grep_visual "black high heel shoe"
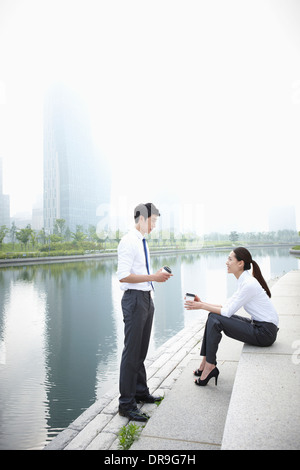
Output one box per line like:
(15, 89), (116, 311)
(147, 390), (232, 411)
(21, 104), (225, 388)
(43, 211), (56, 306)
(193, 362), (217, 377)
(195, 367), (219, 386)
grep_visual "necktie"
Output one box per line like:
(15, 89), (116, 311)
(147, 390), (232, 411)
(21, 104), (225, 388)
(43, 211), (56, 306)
(142, 238), (154, 290)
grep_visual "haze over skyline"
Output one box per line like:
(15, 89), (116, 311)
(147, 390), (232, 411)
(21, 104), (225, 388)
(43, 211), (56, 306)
(0, 0), (300, 234)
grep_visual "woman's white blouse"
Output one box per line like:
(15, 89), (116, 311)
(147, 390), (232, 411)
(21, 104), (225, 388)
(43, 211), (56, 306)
(221, 270), (279, 326)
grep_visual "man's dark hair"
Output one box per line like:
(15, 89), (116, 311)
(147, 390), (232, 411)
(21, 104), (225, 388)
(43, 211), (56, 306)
(134, 203), (160, 223)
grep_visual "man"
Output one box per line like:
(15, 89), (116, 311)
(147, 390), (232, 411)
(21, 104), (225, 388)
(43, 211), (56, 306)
(117, 202), (172, 421)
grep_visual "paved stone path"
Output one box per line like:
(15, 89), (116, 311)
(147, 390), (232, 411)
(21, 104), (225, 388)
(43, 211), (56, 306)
(44, 317), (208, 450)
(45, 270), (300, 450)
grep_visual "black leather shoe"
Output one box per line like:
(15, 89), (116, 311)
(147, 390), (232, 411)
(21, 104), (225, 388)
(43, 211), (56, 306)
(135, 394), (163, 404)
(119, 407), (150, 422)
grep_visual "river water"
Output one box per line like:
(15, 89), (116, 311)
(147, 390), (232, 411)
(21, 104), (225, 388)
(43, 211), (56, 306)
(0, 246), (299, 449)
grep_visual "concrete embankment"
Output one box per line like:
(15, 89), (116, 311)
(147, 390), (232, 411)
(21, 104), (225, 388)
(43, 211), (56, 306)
(1, 243), (297, 268)
(45, 270), (300, 451)
(44, 317), (207, 450)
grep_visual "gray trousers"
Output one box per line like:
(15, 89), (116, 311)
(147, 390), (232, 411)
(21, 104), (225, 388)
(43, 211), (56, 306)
(119, 289), (154, 410)
(200, 313), (279, 364)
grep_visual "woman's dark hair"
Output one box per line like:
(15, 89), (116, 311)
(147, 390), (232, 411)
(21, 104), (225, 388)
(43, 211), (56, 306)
(134, 203), (160, 223)
(233, 247), (271, 298)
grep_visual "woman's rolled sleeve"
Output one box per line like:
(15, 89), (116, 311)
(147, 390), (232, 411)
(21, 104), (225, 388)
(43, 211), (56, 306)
(220, 305), (232, 317)
(221, 283), (257, 318)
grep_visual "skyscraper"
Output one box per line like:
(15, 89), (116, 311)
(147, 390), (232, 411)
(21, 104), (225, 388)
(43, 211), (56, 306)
(0, 158), (10, 228)
(43, 83), (110, 233)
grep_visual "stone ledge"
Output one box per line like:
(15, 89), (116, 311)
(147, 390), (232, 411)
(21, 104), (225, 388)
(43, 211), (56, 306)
(44, 318), (205, 450)
(221, 270), (300, 450)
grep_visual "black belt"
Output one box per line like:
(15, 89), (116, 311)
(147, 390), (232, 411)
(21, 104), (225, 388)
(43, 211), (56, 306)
(126, 289), (152, 294)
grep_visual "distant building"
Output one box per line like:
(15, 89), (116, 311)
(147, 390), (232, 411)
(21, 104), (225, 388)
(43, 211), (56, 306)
(268, 205), (297, 232)
(43, 83), (111, 233)
(10, 212), (31, 229)
(0, 158), (10, 228)
(32, 208), (43, 231)
(31, 194), (43, 231)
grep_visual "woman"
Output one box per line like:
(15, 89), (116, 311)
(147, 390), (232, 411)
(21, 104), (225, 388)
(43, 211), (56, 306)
(184, 247), (279, 386)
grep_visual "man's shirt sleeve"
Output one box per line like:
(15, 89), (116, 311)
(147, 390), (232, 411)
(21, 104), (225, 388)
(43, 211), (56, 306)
(117, 237), (134, 281)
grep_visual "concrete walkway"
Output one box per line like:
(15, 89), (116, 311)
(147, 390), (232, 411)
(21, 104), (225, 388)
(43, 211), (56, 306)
(221, 269), (300, 450)
(44, 270), (300, 451)
(44, 316), (209, 450)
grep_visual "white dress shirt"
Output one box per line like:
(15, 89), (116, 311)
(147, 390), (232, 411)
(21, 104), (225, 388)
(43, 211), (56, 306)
(117, 228), (152, 291)
(221, 270), (279, 326)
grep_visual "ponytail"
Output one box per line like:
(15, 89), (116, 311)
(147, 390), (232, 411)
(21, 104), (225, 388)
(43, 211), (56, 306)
(251, 259), (271, 298)
(233, 247), (271, 298)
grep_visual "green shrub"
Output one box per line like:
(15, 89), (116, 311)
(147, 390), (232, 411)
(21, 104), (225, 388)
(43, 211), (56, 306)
(118, 423), (144, 450)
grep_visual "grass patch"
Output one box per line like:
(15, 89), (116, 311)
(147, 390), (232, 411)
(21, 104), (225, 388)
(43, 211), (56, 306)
(118, 422), (144, 450)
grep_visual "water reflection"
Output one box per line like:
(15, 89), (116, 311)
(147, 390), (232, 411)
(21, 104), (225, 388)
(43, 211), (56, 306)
(152, 255), (184, 347)
(0, 260), (116, 449)
(0, 275), (48, 449)
(0, 247), (298, 449)
(43, 261), (115, 441)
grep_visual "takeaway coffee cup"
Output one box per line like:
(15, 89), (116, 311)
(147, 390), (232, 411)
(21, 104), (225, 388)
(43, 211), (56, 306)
(162, 266), (172, 274)
(185, 293), (195, 301)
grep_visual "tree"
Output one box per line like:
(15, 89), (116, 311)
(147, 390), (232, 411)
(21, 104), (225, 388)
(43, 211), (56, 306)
(16, 225), (34, 250)
(10, 221), (17, 248)
(37, 228), (47, 244)
(229, 231), (239, 243)
(30, 231), (37, 249)
(64, 227), (72, 242)
(71, 225), (87, 243)
(96, 229), (108, 249)
(88, 224), (98, 242)
(54, 219), (66, 238)
(50, 233), (63, 243)
(0, 225), (9, 248)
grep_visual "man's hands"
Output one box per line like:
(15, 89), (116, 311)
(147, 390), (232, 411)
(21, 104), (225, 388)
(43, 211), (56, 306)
(152, 268), (173, 283)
